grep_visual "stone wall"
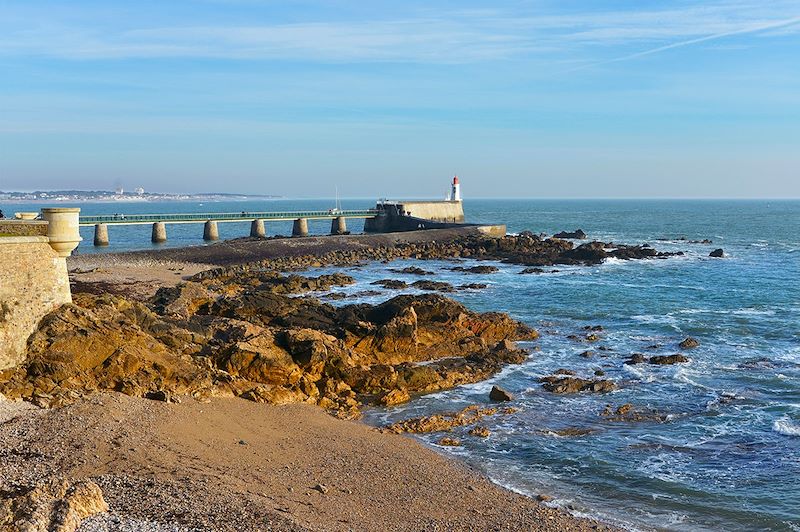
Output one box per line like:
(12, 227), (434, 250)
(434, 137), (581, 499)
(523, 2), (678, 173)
(0, 237), (71, 369)
(395, 201), (465, 223)
(0, 220), (48, 237)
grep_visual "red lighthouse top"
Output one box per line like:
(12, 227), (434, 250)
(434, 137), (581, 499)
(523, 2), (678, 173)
(453, 175), (459, 185)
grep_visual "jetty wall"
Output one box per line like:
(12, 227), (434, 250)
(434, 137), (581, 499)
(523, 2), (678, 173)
(394, 201), (464, 223)
(0, 212), (80, 370)
(364, 200), (466, 233)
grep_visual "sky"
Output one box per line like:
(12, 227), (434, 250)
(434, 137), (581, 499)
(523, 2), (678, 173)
(1, 0), (799, 198)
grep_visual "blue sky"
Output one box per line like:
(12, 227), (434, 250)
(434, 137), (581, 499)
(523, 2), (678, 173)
(1, 0), (799, 198)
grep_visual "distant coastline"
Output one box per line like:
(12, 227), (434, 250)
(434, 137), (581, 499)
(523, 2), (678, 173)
(0, 190), (282, 203)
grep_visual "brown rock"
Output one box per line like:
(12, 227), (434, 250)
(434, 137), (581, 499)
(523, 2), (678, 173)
(389, 266), (434, 276)
(469, 426), (491, 438)
(678, 337), (700, 349)
(0, 479), (108, 532)
(600, 403), (668, 422)
(649, 354), (689, 365)
(370, 279), (408, 289)
(489, 385), (514, 402)
(378, 389), (411, 406)
(625, 354), (646, 365)
(384, 405), (498, 434)
(2, 264), (540, 420)
(144, 390), (180, 404)
(540, 375), (616, 394)
(411, 280), (456, 293)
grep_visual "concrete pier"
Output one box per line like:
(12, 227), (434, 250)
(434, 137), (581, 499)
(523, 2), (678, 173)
(292, 218), (309, 237)
(152, 222), (167, 243)
(331, 217), (347, 235)
(203, 220), (219, 241)
(250, 219), (266, 238)
(93, 223), (109, 246)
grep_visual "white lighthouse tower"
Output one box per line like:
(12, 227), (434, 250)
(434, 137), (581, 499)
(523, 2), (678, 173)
(450, 175), (462, 202)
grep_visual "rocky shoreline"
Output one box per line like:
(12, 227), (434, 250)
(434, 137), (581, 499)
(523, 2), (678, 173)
(1, 228), (679, 530)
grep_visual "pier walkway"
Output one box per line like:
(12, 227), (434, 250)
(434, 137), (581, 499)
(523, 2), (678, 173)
(78, 209), (378, 245)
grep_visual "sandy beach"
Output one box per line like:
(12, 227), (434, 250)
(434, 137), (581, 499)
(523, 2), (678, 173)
(1, 392), (611, 531)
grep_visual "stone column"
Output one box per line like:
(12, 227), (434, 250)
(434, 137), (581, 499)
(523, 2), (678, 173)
(93, 223), (109, 246)
(292, 218), (309, 237)
(203, 220), (219, 241)
(330, 217), (347, 235)
(152, 222), (167, 243)
(40, 207), (82, 257)
(250, 219), (266, 238)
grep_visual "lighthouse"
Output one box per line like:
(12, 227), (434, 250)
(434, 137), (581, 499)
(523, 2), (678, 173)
(450, 175), (462, 202)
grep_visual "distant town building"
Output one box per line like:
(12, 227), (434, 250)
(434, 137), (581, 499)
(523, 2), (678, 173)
(135, 187), (145, 195)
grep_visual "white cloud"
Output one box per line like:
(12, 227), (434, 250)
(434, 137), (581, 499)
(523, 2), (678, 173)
(0, 1), (797, 63)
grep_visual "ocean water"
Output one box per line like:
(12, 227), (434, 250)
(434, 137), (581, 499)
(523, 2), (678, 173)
(4, 198), (799, 530)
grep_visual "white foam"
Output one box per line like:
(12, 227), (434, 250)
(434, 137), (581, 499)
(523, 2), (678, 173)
(673, 367), (712, 390)
(732, 308), (776, 316)
(622, 363), (656, 382)
(773, 417), (800, 437)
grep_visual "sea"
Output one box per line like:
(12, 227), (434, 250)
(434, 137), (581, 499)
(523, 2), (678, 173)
(4, 198), (799, 531)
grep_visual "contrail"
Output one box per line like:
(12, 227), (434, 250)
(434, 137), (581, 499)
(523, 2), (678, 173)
(564, 15), (800, 73)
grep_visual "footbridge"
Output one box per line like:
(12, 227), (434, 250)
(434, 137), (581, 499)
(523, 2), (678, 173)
(77, 209), (378, 246)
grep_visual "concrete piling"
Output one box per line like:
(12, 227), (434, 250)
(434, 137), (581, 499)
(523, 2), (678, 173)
(203, 220), (219, 241)
(151, 222), (167, 243)
(330, 217), (347, 235)
(93, 223), (109, 246)
(250, 219), (266, 238)
(292, 218), (309, 237)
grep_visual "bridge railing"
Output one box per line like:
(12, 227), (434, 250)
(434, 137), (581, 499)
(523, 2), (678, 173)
(79, 209), (379, 225)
